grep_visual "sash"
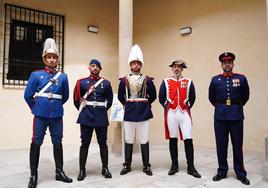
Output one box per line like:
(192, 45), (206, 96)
(79, 78), (104, 113)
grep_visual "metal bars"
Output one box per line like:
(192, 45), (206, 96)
(2, 3), (65, 87)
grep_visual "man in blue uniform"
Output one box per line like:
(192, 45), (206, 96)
(209, 52), (250, 185)
(24, 38), (72, 188)
(118, 44), (156, 176)
(73, 59), (113, 180)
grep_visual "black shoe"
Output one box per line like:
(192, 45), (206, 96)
(212, 174), (227, 181)
(28, 175), (38, 188)
(102, 167), (112, 178)
(143, 165), (153, 176)
(55, 169), (73, 183)
(168, 167), (178, 175)
(120, 164), (131, 175)
(187, 166), (201, 178)
(77, 169), (86, 181)
(237, 176), (250, 185)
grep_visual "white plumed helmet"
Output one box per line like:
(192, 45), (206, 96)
(128, 44), (144, 65)
(42, 38), (59, 57)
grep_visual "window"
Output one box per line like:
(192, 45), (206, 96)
(15, 26), (26, 41)
(3, 4), (65, 87)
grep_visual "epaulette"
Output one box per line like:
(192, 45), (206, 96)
(233, 73), (245, 76)
(119, 76), (126, 81)
(34, 69), (44, 72)
(101, 77), (107, 81)
(146, 76), (154, 81)
(182, 77), (191, 81)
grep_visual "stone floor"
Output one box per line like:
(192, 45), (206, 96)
(0, 143), (267, 188)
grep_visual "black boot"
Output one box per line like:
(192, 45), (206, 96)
(77, 145), (88, 181)
(77, 169), (86, 181)
(28, 175), (38, 188)
(120, 143), (133, 175)
(28, 143), (40, 188)
(141, 142), (153, 176)
(168, 138), (179, 175)
(100, 146), (112, 178)
(184, 139), (201, 178)
(53, 144), (73, 183)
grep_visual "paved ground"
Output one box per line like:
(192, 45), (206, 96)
(0, 143), (267, 188)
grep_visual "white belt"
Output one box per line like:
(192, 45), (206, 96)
(126, 98), (148, 102)
(35, 93), (62, 99)
(86, 101), (107, 107)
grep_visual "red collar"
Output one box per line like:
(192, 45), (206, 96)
(45, 68), (57, 74)
(223, 72), (233, 78)
(90, 74), (100, 80)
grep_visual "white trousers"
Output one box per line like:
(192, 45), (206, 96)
(167, 108), (192, 140)
(124, 120), (149, 144)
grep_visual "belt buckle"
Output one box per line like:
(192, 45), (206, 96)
(93, 101), (98, 107)
(226, 99), (231, 106)
(48, 92), (53, 100)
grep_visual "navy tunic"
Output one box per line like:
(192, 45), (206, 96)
(73, 76), (113, 127)
(209, 73), (249, 120)
(118, 75), (156, 122)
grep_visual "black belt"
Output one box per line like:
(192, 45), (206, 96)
(217, 99), (242, 106)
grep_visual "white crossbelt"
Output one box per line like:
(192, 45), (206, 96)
(86, 101), (107, 107)
(37, 72), (61, 95)
(36, 93), (62, 99)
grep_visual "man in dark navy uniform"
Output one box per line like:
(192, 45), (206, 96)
(73, 59), (113, 180)
(118, 44), (156, 176)
(24, 38), (72, 188)
(209, 52), (250, 185)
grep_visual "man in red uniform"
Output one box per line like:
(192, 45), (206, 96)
(159, 59), (201, 178)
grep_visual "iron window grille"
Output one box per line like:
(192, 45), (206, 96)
(2, 3), (65, 87)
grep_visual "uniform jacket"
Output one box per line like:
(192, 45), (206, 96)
(73, 76), (113, 127)
(159, 76), (195, 139)
(118, 75), (156, 122)
(24, 69), (69, 118)
(209, 73), (250, 120)
(159, 77), (195, 110)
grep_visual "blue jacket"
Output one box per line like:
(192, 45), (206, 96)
(118, 75), (156, 122)
(24, 69), (69, 118)
(73, 76), (113, 127)
(209, 73), (249, 120)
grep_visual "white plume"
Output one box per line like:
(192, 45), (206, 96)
(42, 38), (59, 57)
(128, 44), (144, 65)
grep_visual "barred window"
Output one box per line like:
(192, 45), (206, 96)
(2, 4), (65, 87)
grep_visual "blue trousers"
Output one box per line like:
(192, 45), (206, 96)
(214, 119), (247, 177)
(32, 116), (63, 145)
(80, 125), (107, 149)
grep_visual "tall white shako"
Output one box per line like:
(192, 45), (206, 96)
(128, 44), (144, 65)
(126, 44), (147, 100)
(42, 38), (59, 58)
